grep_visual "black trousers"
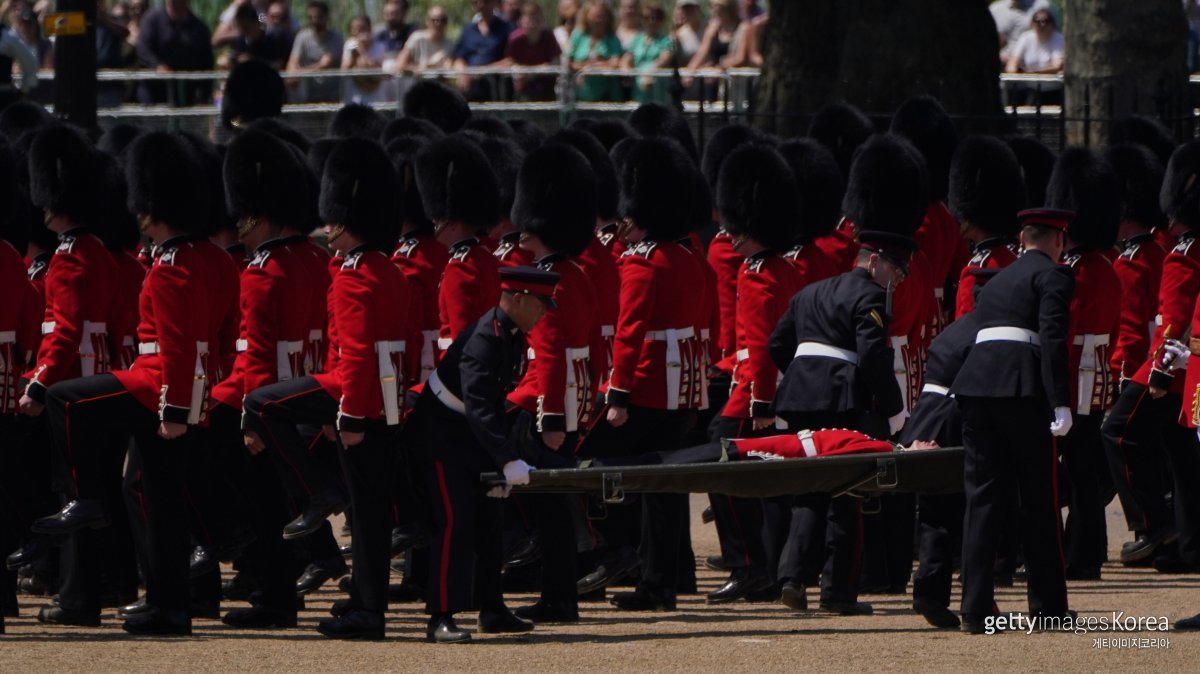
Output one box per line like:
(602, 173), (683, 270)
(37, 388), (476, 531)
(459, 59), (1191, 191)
(46, 373), (191, 613)
(911, 492), (963, 608)
(243, 376), (343, 502)
(338, 421), (397, 614)
(959, 396), (1067, 618)
(583, 405), (695, 596)
(1060, 412), (1107, 571)
(707, 415), (769, 576)
(1102, 383), (1200, 562)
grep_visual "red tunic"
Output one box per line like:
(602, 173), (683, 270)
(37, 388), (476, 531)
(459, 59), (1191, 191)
(782, 239), (840, 287)
(707, 229), (743, 372)
(112, 237), (215, 423)
(508, 255), (599, 432)
(439, 238), (501, 353)
(813, 222), (859, 273)
(1137, 232), (1200, 395)
(392, 231), (449, 384)
(1065, 249), (1122, 416)
(732, 428), (894, 460)
(915, 201), (969, 330)
(596, 222), (626, 259)
(492, 231), (534, 268)
(211, 239), (313, 411)
(290, 236), (332, 375)
(109, 250), (147, 370)
(2, 241), (42, 414)
(680, 236), (719, 408)
(313, 248), (411, 430)
(889, 250), (936, 412)
(1154, 228), (1177, 252)
(23, 229), (118, 400)
(723, 252), (803, 419)
(607, 239), (706, 410)
(1110, 233), (1166, 381)
(575, 234), (620, 390)
(192, 240), (241, 384)
(954, 237), (1019, 319)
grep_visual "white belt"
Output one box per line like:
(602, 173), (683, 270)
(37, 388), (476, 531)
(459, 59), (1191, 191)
(798, 430), (818, 458)
(527, 347), (536, 360)
(189, 341), (210, 425)
(976, 326), (1040, 346)
(645, 326), (696, 410)
(600, 325), (615, 338)
(139, 339), (209, 356)
(567, 346), (590, 361)
(700, 328), (711, 340)
(427, 369), (465, 414)
(1155, 314), (1163, 327)
(121, 336), (133, 347)
(40, 321), (55, 335)
(420, 329), (437, 383)
(921, 383), (951, 397)
(736, 348), (749, 363)
(437, 337), (453, 351)
(308, 329), (323, 341)
(793, 342), (859, 365)
(277, 340), (304, 382)
(891, 335), (912, 409)
(375, 340), (406, 425)
(933, 288), (944, 300)
(235, 339), (248, 352)
(1075, 333), (1111, 415)
(0, 330), (14, 344)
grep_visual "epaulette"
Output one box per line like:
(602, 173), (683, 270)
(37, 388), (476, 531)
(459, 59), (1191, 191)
(1173, 235), (1195, 256)
(597, 223), (618, 248)
(746, 257), (766, 273)
(493, 239), (516, 260)
(1118, 241), (1141, 261)
(622, 240), (657, 259)
(249, 248), (271, 269)
(27, 257), (48, 280)
(450, 243), (472, 263)
(782, 243), (803, 260)
(1064, 252), (1082, 268)
(157, 246), (178, 266)
(342, 251), (363, 269)
(967, 248), (992, 267)
(55, 235), (77, 255)
(395, 237), (419, 258)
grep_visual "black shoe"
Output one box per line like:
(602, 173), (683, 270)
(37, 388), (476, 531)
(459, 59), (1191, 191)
(37, 604), (100, 627)
(191, 600), (220, 620)
(340, 544), (353, 558)
(745, 583), (781, 603)
(222, 572), (260, 601)
(123, 609), (192, 636)
(610, 589), (676, 611)
(780, 583), (807, 611)
(330, 598), (354, 618)
(819, 600), (873, 616)
(391, 525), (428, 555)
(961, 613), (990, 634)
(701, 506), (715, 524)
(387, 582), (424, 603)
(578, 587), (606, 602)
(478, 609), (534, 633)
(189, 546), (218, 579)
(913, 597), (960, 629)
(703, 554), (728, 572)
(577, 555), (639, 595)
(6, 537), (57, 571)
(296, 560), (349, 596)
(706, 572), (772, 604)
(504, 536), (543, 570)
(223, 606), (297, 629)
(1065, 566), (1103, 580)
(1120, 528), (1179, 564)
(1152, 555), (1200, 574)
(426, 614), (471, 644)
(316, 609), (384, 640)
(282, 491), (345, 541)
(1176, 613), (1200, 630)
(337, 575), (353, 593)
(19, 574), (54, 596)
(513, 601), (579, 624)
(30, 500), (110, 535)
(117, 597), (151, 618)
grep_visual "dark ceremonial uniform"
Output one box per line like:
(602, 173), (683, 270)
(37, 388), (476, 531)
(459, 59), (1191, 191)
(954, 236), (1018, 319)
(493, 230), (534, 268)
(951, 231), (1073, 620)
(1109, 233), (1165, 383)
(439, 237), (501, 356)
(392, 231), (449, 384)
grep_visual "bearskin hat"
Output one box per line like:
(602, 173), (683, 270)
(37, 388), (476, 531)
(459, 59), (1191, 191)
(701, 124), (761, 191)
(288, 142), (321, 234)
(889, 95), (957, 201)
(547, 129), (618, 223)
(386, 135), (431, 230)
(222, 59), (284, 129)
(98, 123), (142, 159)
(29, 125), (103, 227)
(619, 137), (695, 241)
(842, 134), (927, 237)
(97, 153), (140, 252)
(462, 116), (516, 140)
(507, 118), (547, 154)
(778, 138), (844, 239)
(307, 137), (338, 180)
(689, 167), (715, 233)
(583, 118), (639, 153)
(1160, 140), (1200, 230)
(1106, 143), (1166, 230)
(380, 116), (444, 147)
(402, 80), (471, 134)
(949, 135), (1027, 237)
(0, 101), (51, 144)
(807, 102), (875, 182)
(628, 103), (698, 163)
(126, 131), (210, 235)
(328, 103), (387, 140)
(248, 117), (311, 153)
(512, 143), (598, 256)
(0, 137), (26, 250)
(224, 128), (311, 232)
(1005, 135), (1056, 209)
(319, 138), (398, 248)
(1110, 115), (1176, 167)
(178, 132), (232, 235)
(1046, 147), (1120, 250)
(717, 143), (799, 251)
(463, 133), (524, 225)
(415, 135), (499, 233)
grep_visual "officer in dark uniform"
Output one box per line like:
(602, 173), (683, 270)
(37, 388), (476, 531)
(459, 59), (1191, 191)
(951, 208), (1075, 634)
(411, 266), (559, 643)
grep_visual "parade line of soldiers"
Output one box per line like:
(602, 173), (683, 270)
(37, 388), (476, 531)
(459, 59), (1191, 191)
(4, 79), (1200, 641)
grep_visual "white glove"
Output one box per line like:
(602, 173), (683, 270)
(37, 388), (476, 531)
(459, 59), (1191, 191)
(1161, 340), (1190, 371)
(502, 459), (534, 486)
(1050, 407), (1073, 437)
(888, 409), (910, 436)
(486, 485), (512, 499)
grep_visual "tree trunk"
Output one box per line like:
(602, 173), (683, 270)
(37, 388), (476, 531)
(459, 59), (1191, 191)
(1063, 1), (1189, 147)
(755, 1), (1002, 138)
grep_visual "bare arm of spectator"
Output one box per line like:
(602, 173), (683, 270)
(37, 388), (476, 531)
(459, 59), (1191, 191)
(686, 19), (718, 71)
(0, 29), (37, 91)
(395, 42), (415, 72)
(1005, 48), (1021, 74)
(618, 49), (633, 69)
(721, 22), (749, 68)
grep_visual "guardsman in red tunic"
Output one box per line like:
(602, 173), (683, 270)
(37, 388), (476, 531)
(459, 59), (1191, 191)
(245, 139), (410, 641)
(949, 136), (1030, 319)
(778, 139), (844, 286)
(471, 136), (532, 269)
(503, 144), (601, 624)
(94, 155), (147, 372)
(1103, 140), (1200, 569)
(702, 144), (803, 603)
(579, 138), (706, 611)
(1106, 143), (1168, 387)
(808, 102), (875, 273)
(30, 132), (215, 636)
(1046, 148), (1123, 579)
(416, 136), (502, 358)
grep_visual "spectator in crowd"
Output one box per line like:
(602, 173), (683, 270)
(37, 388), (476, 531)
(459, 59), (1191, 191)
(1188, 0), (1200, 71)
(342, 14), (394, 104)
(1005, 8), (1064, 104)
(135, 0), (215, 106)
(674, 0), (704, 66)
(11, 4), (50, 69)
(554, 0), (579, 52)
(0, 6), (38, 95)
(990, 0), (1050, 66)
(500, 2), (560, 101)
(452, 0), (512, 101)
(395, 4), (453, 72)
(375, 0), (415, 64)
(724, 5), (766, 67)
(97, 0), (133, 107)
(286, 0), (344, 103)
(686, 0), (739, 98)
(265, 0), (299, 50)
(620, 2), (673, 103)
(616, 0), (642, 49)
(211, 0), (269, 49)
(224, 1), (289, 69)
(738, 0), (763, 20)
(126, 0), (149, 47)
(500, 0), (522, 23)
(568, 0), (623, 102)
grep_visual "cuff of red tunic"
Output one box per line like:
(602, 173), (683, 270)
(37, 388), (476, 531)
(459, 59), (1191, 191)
(750, 399), (773, 419)
(1148, 368), (1175, 390)
(606, 387), (630, 409)
(24, 380), (47, 404)
(538, 412), (566, 433)
(337, 412), (366, 433)
(161, 404), (190, 424)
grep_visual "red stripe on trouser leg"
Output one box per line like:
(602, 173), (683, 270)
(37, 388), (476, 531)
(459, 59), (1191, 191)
(435, 460), (454, 613)
(62, 389), (129, 498)
(1113, 388), (1150, 531)
(258, 385), (326, 495)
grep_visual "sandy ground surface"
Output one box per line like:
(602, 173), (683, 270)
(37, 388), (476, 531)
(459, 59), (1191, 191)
(3, 497), (1199, 673)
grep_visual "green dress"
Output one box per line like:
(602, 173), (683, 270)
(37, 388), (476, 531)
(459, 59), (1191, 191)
(627, 32), (674, 103)
(567, 31), (625, 101)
